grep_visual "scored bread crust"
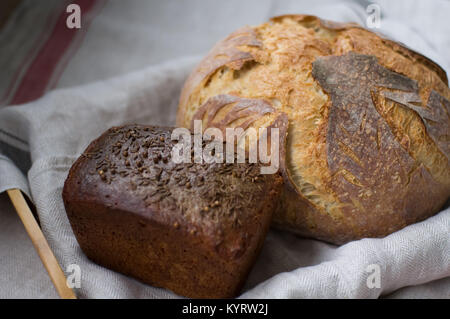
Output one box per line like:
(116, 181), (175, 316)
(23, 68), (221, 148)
(176, 14), (450, 244)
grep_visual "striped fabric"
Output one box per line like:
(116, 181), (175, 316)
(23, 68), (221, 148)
(0, 0), (105, 107)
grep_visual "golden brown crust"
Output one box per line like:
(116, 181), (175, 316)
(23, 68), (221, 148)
(62, 125), (283, 298)
(177, 26), (262, 127)
(177, 14), (450, 244)
(271, 14), (448, 85)
(380, 89), (450, 158)
(191, 94), (275, 134)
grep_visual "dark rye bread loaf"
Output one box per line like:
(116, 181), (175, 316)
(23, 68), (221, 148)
(62, 125), (283, 298)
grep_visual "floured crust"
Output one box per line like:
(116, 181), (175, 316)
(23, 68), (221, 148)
(177, 14), (450, 244)
(271, 14), (449, 85)
(311, 52), (449, 242)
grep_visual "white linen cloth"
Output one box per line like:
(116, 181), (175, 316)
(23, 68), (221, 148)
(0, 0), (449, 298)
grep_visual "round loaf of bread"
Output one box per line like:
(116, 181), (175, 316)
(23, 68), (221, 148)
(177, 15), (450, 244)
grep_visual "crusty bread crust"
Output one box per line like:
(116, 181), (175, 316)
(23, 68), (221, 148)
(177, 14), (450, 244)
